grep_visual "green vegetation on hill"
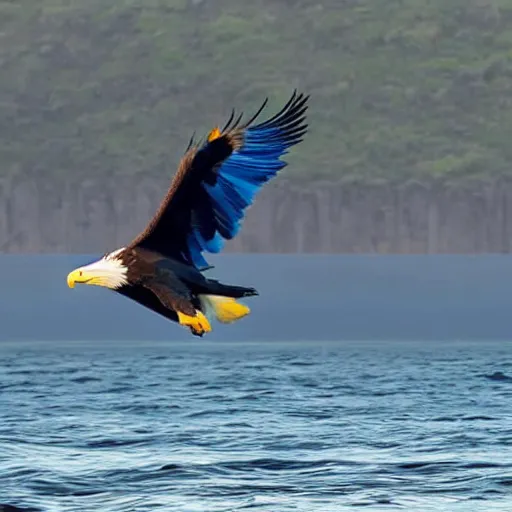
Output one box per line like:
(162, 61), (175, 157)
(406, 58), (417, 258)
(2, 0), (512, 183)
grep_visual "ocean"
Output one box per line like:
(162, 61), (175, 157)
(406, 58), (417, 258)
(2, 339), (512, 511)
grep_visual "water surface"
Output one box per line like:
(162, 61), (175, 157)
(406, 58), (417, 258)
(2, 340), (512, 511)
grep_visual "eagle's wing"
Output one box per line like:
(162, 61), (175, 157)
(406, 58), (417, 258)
(142, 280), (196, 317)
(127, 90), (309, 269)
(115, 261), (197, 322)
(116, 284), (180, 324)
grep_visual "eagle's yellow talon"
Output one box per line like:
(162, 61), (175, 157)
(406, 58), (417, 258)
(177, 310), (212, 336)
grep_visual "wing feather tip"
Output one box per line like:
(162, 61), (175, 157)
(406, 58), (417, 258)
(180, 90), (309, 268)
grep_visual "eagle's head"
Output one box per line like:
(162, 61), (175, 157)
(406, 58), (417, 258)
(66, 248), (129, 290)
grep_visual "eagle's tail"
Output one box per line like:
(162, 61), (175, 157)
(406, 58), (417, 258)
(202, 279), (258, 298)
(198, 295), (250, 324)
(198, 281), (257, 324)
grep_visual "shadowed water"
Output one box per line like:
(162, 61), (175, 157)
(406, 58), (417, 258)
(2, 340), (512, 511)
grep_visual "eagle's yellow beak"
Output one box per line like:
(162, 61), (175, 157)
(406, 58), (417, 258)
(67, 266), (103, 288)
(67, 268), (87, 289)
(67, 271), (75, 289)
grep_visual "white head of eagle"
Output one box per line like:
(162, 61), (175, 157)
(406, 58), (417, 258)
(67, 248), (129, 290)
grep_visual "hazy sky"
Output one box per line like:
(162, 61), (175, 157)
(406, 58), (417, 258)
(2, 254), (512, 343)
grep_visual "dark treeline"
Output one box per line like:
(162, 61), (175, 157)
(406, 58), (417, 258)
(2, 0), (512, 184)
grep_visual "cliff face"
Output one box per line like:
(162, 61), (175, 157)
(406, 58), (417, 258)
(2, 177), (511, 254)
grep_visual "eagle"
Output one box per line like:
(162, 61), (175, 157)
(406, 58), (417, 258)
(66, 90), (309, 336)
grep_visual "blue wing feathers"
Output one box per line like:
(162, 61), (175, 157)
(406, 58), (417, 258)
(186, 91), (308, 268)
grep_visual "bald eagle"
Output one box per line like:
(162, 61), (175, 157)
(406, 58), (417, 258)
(67, 91), (309, 336)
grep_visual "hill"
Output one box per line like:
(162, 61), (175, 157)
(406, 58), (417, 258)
(2, 0), (512, 183)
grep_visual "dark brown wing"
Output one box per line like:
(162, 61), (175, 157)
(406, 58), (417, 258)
(126, 136), (234, 267)
(117, 247), (197, 320)
(143, 280), (196, 316)
(116, 284), (180, 324)
(115, 268), (196, 323)
(127, 90), (309, 269)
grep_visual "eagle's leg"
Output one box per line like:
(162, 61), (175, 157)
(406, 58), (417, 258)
(142, 280), (212, 336)
(176, 310), (212, 337)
